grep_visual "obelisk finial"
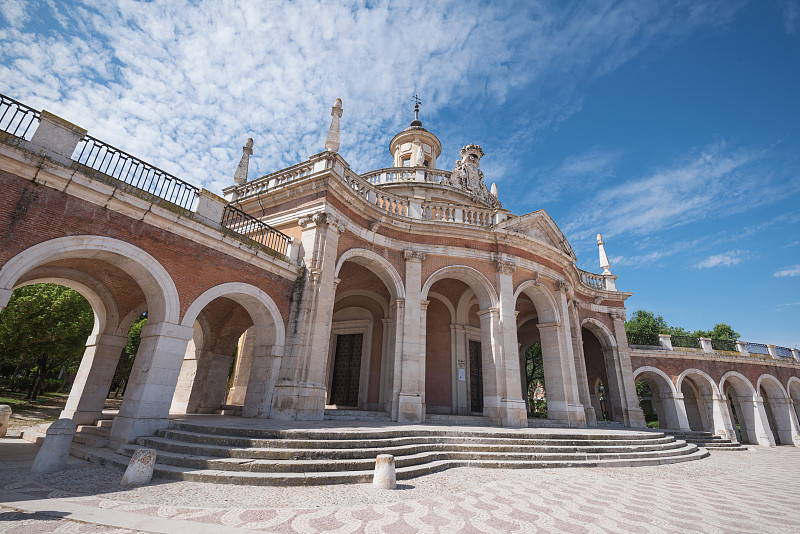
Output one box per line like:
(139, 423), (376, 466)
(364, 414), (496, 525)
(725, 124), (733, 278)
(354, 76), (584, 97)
(597, 234), (612, 275)
(233, 137), (253, 185)
(324, 98), (343, 152)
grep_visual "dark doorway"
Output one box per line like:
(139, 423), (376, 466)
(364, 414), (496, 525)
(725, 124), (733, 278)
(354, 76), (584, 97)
(469, 339), (483, 413)
(330, 333), (363, 406)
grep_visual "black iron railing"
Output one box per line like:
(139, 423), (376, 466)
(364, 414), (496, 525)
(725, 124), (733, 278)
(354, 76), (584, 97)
(73, 135), (199, 210)
(745, 342), (770, 355)
(710, 338), (737, 352)
(221, 204), (290, 257)
(775, 346), (794, 358)
(671, 335), (701, 349)
(626, 332), (660, 346)
(0, 94), (40, 140)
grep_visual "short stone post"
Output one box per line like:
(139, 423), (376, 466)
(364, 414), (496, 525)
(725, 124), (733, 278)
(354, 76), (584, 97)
(120, 448), (157, 486)
(699, 337), (714, 353)
(0, 405), (11, 437)
(373, 454), (396, 489)
(31, 418), (76, 474)
(658, 334), (674, 351)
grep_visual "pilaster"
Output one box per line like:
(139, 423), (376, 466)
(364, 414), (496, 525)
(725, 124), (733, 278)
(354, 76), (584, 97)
(397, 250), (426, 423)
(609, 310), (647, 427)
(494, 257), (527, 427)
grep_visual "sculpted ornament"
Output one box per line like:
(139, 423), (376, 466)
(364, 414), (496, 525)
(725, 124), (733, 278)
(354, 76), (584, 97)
(447, 144), (499, 208)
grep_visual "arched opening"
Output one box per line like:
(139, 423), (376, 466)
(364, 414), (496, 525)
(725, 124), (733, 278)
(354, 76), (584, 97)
(327, 253), (402, 413)
(720, 373), (759, 445)
(789, 378), (800, 428)
(421, 266), (501, 420)
(0, 236), (181, 446)
(757, 375), (797, 446)
(582, 328), (617, 422)
(178, 283), (285, 420)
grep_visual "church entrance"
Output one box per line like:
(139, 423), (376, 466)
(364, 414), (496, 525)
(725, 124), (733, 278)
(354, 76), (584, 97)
(330, 333), (363, 407)
(469, 339), (483, 413)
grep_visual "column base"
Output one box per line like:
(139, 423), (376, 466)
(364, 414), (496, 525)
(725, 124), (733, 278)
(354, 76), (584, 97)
(547, 401), (587, 428)
(59, 408), (102, 426)
(397, 393), (424, 423)
(583, 406), (597, 427)
(268, 381), (326, 421)
(108, 415), (169, 449)
(499, 398), (528, 428)
(625, 407), (647, 428)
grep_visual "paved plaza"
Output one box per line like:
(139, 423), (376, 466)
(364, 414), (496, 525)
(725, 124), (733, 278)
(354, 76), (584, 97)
(1, 437), (799, 533)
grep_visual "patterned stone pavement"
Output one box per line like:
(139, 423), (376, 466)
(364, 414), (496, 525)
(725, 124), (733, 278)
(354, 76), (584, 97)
(1, 439), (799, 533)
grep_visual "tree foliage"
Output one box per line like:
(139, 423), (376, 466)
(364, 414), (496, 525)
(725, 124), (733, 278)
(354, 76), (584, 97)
(0, 284), (93, 398)
(111, 313), (147, 394)
(625, 309), (739, 340)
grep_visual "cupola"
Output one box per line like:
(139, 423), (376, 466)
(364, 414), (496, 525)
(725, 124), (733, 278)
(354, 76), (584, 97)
(389, 98), (442, 169)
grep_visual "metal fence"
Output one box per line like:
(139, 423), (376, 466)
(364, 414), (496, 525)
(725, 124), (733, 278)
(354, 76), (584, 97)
(73, 135), (199, 211)
(0, 94), (40, 140)
(745, 342), (770, 355)
(626, 332), (659, 346)
(775, 346), (794, 358)
(710, 338), (737, 352)
(221, 204), (291, 257)
(671, 335), (701, 349)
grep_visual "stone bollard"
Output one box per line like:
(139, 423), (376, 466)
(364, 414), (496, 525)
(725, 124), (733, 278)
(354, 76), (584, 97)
(373, 454), (396, 489)
(0, 405), (11, 437)
(31, 418), (76, 474)
(120, 448), (157, 486)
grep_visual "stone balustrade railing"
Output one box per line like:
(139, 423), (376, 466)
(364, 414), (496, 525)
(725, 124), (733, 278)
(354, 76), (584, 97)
(577, 268), (617, 292)
(361, 166), (452, 185)
(630, 333), (800, 363)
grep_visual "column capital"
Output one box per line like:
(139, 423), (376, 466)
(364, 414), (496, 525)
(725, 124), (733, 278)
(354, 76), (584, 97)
(554, 279), (569, 292)
(391, 298), (405, 310)
(494, 259), (516, 274)
(403, 249), (426, 262)
(420, 299), (430, 312)
(332, 277), (342, 290)
(609, 309), (627, 321)
(477, 307), (500, 319)
(298, 211), (345, 233)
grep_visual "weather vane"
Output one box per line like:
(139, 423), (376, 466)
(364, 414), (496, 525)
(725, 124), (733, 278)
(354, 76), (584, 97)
(411, 94), (422, 122)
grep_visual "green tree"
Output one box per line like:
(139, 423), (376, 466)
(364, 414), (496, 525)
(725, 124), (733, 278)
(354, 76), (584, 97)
(0, 284), (93, 399)
(624, 310), (668, 337)
(111, 313), (146, 396)
(694, 323), (740, 340)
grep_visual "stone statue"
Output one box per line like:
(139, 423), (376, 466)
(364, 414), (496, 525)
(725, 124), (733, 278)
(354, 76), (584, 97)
(448, 144), (498, 207)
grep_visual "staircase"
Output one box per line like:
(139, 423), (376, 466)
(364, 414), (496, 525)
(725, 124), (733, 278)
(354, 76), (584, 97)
(323, 408), (391, 422)
(101, 422), (709, 486)
(660, 430), (748, 451)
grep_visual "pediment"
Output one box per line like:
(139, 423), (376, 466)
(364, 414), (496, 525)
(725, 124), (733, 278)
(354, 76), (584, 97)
(497, 210), (576, 259)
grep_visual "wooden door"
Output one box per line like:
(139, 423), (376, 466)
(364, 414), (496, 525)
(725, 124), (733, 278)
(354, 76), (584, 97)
(469, 339), (483, 413)
(330, 333), (363, 406)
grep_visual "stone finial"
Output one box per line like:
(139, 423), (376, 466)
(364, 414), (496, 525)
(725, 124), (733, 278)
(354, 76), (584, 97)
(490, 182), (498, 197)
(233, 138), (253, 185)
(325, 98), (343, 152)
(597, 233), (612, 275)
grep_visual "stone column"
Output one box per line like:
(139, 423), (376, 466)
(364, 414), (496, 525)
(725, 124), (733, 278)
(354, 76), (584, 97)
(196, 351), (235, 413)
(707, 393), (737, 439)
(61, 332), (128, 425)
(609, 311), (647, 427)
(568, 304), (596, 426)
(752, 395), (777, 446)
(242, 344), (283, 418)
(226, 327), (256, 405)
(169, 342), (205, 414)
(378, 317), (392, 410)
(109, 321), (194, 448)
(477, 307), (502, 422)
(271, 212), (343, 420)
(494, 259), (527, 427)
(668, 392), (693, 432)
(536, 316), (585, 427)
(389, 298), (405, 420)
(396, 250), (425, 423)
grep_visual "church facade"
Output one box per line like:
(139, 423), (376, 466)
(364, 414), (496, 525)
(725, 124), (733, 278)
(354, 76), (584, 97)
(214, 99), (645, 430)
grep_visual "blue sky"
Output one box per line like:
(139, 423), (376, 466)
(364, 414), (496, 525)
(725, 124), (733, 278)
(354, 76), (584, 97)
(1, 1), (798, 347)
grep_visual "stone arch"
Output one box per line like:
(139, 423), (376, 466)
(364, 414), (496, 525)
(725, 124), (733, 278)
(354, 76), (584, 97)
(580, 318), (617, 348)
(633, 366), (687, 431)
(514, 280), (560, 324)
(335, 289), (389, 317)
(676, 369), (722, 433)
(422, 265), (498, 310)
(756, 373), (800, 446)
(180, 283), (287, 419)
(0, 235), (179, 324)
(719, 371), (764, 445)
(428, 291), (456, 323)
(677, 368), (721, 397)
(788, 377), (800, 432)
(335, 248), (404, 300)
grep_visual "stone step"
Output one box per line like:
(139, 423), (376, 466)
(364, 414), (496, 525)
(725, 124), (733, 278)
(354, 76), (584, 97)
(425, 414), (497, 426)
(157, 427), (679, 450)
(72, 433), (109, 448)
(167, 421), (669, 442)
(96, 419), (114, 429)
(119, 443), (699, 474)
(103, 445), (708, 486)
(323, 409), (391, 421)
(136, 434), (689, 461)
(76, 425), (111, 437)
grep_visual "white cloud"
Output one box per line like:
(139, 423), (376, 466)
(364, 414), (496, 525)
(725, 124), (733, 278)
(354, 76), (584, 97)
(610, 250), (670, 268)
(563, 141), (800, 246)
(777, 0), (800, 34)
(774, 264), (800, 278)
(0, 0), (28, 29)
(0, 1), (744, 196)
(693, 250), (747, 269)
